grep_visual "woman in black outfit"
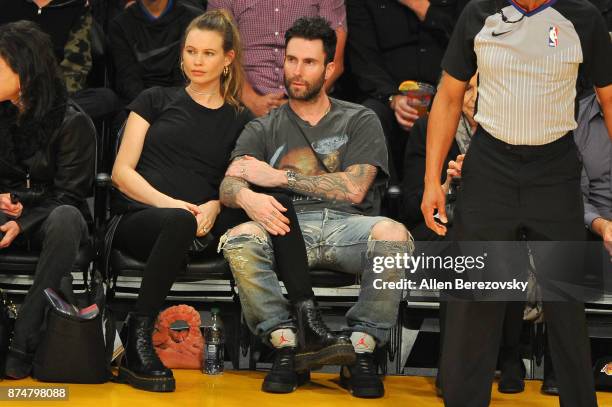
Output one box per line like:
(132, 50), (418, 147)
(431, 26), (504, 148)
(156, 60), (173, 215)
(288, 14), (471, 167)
(0, 21), (95, 379)
(110, 10), (353, 393)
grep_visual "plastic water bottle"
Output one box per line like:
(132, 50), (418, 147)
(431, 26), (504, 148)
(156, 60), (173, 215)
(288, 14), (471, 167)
(204, 307), (224, 375)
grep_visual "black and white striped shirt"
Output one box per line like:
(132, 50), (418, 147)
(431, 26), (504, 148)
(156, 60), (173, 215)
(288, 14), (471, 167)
(442, 0), (612, 145)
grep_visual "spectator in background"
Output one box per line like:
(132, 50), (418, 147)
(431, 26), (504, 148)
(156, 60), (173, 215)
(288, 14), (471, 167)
(0, 0), (121, 122)
(0, 21), (95, 379)
(577, 92), (612, 256)
(109, 0), (201, 104)
(345, 0), (468, 182)
(207, 0), (347, 117)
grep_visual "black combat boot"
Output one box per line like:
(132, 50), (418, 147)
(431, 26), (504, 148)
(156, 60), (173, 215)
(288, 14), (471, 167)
(294, 298), (355, 370)
(118, 313), (175, 392)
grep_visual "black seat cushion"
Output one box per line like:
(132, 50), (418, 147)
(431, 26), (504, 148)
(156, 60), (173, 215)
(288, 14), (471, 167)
(110, 249), (231, 281)
(110, 249), (357, 288)
(0, 245), (94, 275)
(309, 270), (358, 288)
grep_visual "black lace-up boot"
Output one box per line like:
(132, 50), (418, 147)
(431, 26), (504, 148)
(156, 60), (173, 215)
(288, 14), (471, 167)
(118, 313), (175, 392)
(293, 298), (355, 370)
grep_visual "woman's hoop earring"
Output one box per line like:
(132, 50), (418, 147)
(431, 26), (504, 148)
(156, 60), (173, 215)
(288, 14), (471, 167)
(180, 60), (188, 82)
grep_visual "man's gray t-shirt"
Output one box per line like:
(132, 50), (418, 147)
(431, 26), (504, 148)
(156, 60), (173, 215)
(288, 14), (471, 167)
(230, 98), (389, 215)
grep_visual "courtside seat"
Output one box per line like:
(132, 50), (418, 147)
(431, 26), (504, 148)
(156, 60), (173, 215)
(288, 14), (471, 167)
(0, 245), (94, 295)
(110, 249), (231, 281)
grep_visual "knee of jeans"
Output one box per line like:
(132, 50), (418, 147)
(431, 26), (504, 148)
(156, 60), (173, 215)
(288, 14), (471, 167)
(218, 222), (271, 272)
(45, 205), (85, 235)
(368, 219), (415, 256)
(370, 219), (411, 241)
(162, 208), (197, 237)
(226, 221), (268, 240)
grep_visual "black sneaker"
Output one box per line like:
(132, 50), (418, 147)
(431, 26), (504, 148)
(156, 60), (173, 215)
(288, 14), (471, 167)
(262, 347), (299, 394)
(340, 352), (384, 398)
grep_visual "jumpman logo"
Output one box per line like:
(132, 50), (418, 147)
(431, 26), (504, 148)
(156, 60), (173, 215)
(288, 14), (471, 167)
(355, 336), (368, 350)
(278, 332), (290, 345)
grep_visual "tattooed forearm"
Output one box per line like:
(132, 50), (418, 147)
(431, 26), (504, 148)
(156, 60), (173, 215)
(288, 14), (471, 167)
(288, 164), (377, 204)
(220, 176), (250, 208)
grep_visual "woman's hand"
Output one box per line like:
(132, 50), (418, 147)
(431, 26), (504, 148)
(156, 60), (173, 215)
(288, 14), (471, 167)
(0, 193), (23, 218)
(0, 220), (21, 249)
(195, 201), (221, 236)
(163, 198), (201, 217)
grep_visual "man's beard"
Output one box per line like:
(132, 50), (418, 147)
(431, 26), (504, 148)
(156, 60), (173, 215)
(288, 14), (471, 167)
(284, 72), (325, 101)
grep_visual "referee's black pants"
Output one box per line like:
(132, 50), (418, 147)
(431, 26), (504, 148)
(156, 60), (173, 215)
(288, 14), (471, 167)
(440, 127), (597, 407)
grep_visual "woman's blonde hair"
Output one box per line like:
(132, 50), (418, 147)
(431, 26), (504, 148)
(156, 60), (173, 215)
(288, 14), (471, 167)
(181, 10), (244, 110)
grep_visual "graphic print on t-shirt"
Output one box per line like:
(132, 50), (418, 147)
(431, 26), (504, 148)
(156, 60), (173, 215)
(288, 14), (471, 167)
(270, 134), (350, 203)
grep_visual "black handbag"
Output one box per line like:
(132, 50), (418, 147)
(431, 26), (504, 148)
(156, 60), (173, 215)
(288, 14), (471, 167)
(0, 289), (17, 377)
(32, 270), (115, 384)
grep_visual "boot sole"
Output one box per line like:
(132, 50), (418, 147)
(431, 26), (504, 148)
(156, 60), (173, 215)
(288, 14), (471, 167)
(118, 366), (176, 392)
(339, 374), (384, 398)
(261, 370), (309, 394)
(541, 386), (559, 396)
(295, 343), (356, 371)
(261, 380), (297, 394)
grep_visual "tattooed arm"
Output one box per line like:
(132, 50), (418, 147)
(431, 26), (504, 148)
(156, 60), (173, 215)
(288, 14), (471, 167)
(219, 175), (250, 209)
(288, 164), (377, 204)
(220, 157), (292, 235)
(225, 157), (378, 205)
(220, 157), (251, 208)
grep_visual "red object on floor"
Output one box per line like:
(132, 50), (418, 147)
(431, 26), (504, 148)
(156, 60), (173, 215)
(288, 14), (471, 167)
(153, 304), (204, 369)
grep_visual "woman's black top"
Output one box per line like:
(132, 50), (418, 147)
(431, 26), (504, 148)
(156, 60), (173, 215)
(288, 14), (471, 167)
(127, 86), (253, 205)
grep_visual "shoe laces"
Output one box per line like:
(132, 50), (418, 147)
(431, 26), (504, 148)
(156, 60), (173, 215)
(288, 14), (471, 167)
(304, 306), (331, 335)
(353, 353), (377, 376)
(273, 348), (295, 371)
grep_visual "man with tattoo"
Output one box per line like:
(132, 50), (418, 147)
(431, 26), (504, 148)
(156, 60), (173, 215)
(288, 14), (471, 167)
(218, 17), (413, 398)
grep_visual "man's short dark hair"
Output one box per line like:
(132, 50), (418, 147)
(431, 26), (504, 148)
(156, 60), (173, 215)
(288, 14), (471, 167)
(284, 16), (337, 65)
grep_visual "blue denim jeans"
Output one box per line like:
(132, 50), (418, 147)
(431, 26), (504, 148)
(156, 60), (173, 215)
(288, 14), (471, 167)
(219, 209), (413, 345)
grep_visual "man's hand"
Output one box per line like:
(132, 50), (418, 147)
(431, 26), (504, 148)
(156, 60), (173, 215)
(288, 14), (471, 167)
(421, 181), (448, 236)
(244, 92), (287, 117)
(237, 190), (290, 236)
(0, 193), (23, 218)
(398, 0), (431, 20)
(442, 154), (465, 194)
(390, 95), (420, 131)
(225, 156), (286, 188)
(195, 201), (221, 237)
(592, 218), (612, 260)
(603, 221), (612, 259)
(0, 220), (21, 249)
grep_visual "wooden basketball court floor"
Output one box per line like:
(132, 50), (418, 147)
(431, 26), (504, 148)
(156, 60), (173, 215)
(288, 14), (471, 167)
(3, 370), (612, 407)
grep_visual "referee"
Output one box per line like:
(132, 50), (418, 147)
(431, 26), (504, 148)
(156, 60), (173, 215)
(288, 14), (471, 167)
(421, 0), (612, 406)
